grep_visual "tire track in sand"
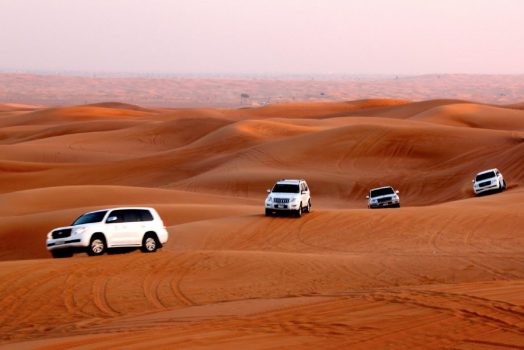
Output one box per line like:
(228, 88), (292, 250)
(169, 254), (199, 307)
(142, 254), (171, 310)
(92, 275), (119, 317)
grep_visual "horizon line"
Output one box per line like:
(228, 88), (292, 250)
(2, 69), (524, 80)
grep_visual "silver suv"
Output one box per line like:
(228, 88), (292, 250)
(46, 207), (169, 258)
(367, 186), (400, 208)
(265, 179), (311, 217)
(472, 168), (506, 195)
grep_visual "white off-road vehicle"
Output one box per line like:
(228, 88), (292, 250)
(472, 168), (506, 195)
(265, 179), (311, 217)
(46, 207), (169, 258)
(367, 186), (400, 208)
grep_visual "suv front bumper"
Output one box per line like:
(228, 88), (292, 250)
(473, 182), (500, 194)
(265, 202), (301, 211)
(46, 234), (89, 251)
(369, 200), (399, 208)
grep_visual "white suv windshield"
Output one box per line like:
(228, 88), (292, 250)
(72, 211), (107, 226)
(370, 188), (395, 197)
(272, 184), (300, 193)
(476, 171), (496, 181)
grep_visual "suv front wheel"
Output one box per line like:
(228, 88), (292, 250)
(87, 235), (107, 256)
(304, 200), (311, 213)
(296, 203), (303, 218)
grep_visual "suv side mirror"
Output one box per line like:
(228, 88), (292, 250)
(366, 195), (369, 199)
(106, 216), (118, 223)
(266, 189), (271, 193)
(471, 179), (475, 183)
(395, 190), (399, 194)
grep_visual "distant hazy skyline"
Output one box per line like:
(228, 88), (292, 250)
(1, 0), (523, 75)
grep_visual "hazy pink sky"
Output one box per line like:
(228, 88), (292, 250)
(1, 0), (523, 75)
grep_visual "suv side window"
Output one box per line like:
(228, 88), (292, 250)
(107, 209), (154, 223)
(123, 210), (141, 223)
(107, 209), (126, 223)
(139, 210), (154, 221)
(107, 209), (142, 223)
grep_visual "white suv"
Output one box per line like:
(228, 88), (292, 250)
(46, 207), (169, 258)
(367, 186), (400, 208)
(472, 168), (506, 195)
(265, 179), (311, 217)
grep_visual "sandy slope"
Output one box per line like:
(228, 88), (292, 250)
(0, 100), (523, 349)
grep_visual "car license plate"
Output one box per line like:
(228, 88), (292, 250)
(278, 205), (284, 208)
(55, 240), (64, 245)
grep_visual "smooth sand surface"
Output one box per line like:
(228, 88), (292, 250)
(0, 100), (523, 349)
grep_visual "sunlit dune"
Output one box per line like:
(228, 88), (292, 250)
(0, 99), (523, 349)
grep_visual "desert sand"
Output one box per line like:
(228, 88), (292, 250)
(0, 99), (523, 349)
(2, 73), (524, 107)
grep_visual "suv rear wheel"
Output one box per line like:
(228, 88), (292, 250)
(141, 233), (159, 253)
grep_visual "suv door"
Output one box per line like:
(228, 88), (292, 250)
(105, 209), (129, 246)
(121, 210), (144, 245)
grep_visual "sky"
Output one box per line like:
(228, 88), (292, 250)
(1, 0), (523, 76)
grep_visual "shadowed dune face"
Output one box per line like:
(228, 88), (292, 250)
(0, 100), (523, 349)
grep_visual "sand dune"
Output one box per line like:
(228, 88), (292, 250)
(0, 99), (523, 348)
(412, 103), (524, 130)
(3, 73), (524, 107)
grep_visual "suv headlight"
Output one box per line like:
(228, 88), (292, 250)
(290, 198), (298, 203)
(73, 227), (87, 235)
(267, 197), (273, 203)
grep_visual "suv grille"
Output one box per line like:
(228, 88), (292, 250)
(274, 198), (290, 203)
(479, 181), (491, 187)
(377, 197), (392, 203)
(52, 228), (72, 239)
